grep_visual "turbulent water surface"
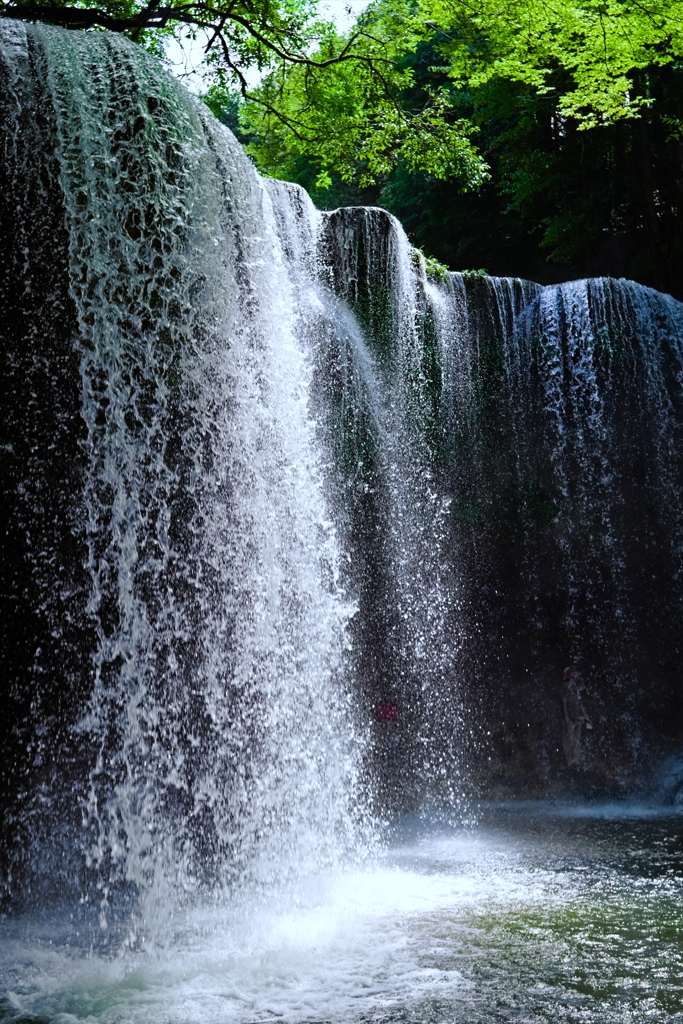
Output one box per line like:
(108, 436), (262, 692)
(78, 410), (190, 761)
(1, 804), (682, 1023)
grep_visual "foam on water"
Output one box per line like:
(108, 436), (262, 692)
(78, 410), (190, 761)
(489, 799), (683, 819)
(0, 825), (564, 1024)
(7, 807), (682, 1024)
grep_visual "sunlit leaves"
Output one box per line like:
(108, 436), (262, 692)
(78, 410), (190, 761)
(416, 0), (683, 127)
(232, 9), (490, 187)
(8, 0), (683, 185)
(235, 0), (683, 194)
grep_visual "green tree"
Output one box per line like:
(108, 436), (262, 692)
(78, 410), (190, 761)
(4, 0), (683, 196)
(0, 0), (488, 187)
(376, 56), (683, 296)
(240, 0), (683, 180)
(420, 0), (683, 126)
(236, 0), (683, 294)
(205, 1), (488, 189)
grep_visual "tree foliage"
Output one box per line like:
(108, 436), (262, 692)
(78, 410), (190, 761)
(236, 9), (683, 297)
(3, 0), (683, 192)
(421, 0), (683, 128)
(380, 56), (683, 297)
(0, 0), (328, 67)
(236, 0), (683, 187)
(205, 1), (489, 189)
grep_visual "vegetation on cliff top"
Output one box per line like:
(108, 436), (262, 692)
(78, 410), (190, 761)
(3, 0), (683, 289)
(2, 0), (683, 185)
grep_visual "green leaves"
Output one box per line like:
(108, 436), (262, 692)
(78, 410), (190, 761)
(237, 8), (490, 188)
(417, 0), (683, 128)
(235, 0), (683, 196)
(8, 0), (683, 189)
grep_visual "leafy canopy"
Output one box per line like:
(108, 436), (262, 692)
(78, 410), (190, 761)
(420, 0), (683, 128)
(227, 2), (488, 188)
(237, 0), (683, 186)
(2, 0), (683, 184)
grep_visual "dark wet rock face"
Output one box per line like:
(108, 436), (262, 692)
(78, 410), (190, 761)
(0, 26), (92, 884)
(315, 219), (683, 801)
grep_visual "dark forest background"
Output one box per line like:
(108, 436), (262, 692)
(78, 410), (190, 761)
(218, 47), (683, 301)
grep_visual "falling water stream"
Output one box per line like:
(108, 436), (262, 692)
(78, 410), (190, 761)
(2, 19), (683, 1024)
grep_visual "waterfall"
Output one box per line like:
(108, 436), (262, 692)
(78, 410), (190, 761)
(409, 274), (683, 794)
(3, 17), (683, 954)
(310, 213), (683, 797)
(0, 21), (369, 935)
(314, 209), (468, 812)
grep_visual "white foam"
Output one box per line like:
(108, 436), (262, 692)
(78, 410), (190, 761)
(1, 827), (574, 1024)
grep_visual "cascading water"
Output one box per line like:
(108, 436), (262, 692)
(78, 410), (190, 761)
(4, 18), (683, 1024)
(0, 20), (369, 936)
(434, 276), (683, 794)
(314, 208), (468, 812)
(311, 218), (683, 800)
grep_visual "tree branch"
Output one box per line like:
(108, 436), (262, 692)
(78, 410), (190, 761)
(0, 2), (397, 72)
